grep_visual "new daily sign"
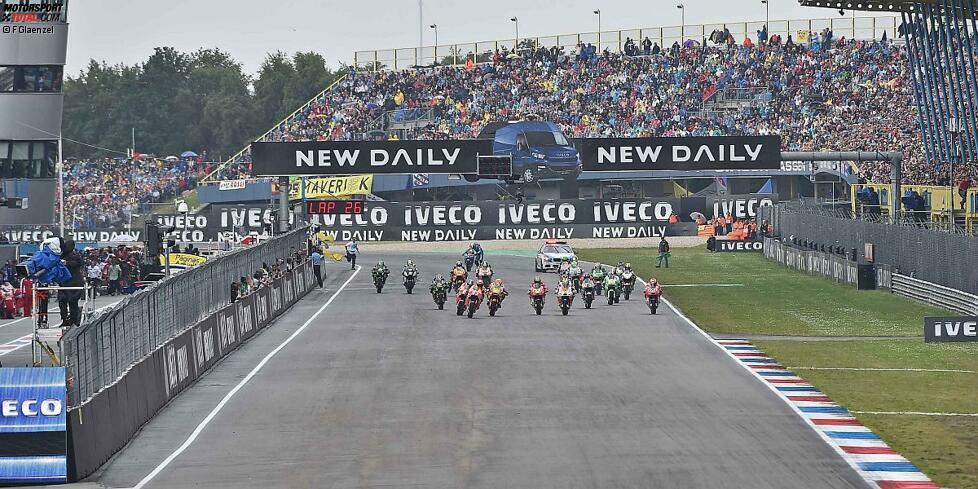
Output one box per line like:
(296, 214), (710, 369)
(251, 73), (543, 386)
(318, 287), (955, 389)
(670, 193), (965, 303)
(577, 136), (782, 171)
(250, 140), (488, 176)
(251, 136), (781, 176)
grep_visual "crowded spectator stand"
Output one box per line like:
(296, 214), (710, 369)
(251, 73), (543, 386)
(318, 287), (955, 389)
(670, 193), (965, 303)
(201, 28), (963, 191)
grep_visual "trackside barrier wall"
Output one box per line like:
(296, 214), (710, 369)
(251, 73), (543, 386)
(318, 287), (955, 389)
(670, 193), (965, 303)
(761, 204), (978, 295)
(67, 260), (315, 480)
(63, 227), (309, 406)
(762, 237), (891, 288)
(890, 273), (978, 315)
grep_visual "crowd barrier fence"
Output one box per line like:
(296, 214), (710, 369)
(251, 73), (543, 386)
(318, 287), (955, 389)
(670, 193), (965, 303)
(760, 203), (978, 295)
(62, 226), (309, 407)
(68, 260), (316, 480)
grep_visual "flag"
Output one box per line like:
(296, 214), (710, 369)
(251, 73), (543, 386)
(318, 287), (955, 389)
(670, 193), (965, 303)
(412, 173), (430, 187)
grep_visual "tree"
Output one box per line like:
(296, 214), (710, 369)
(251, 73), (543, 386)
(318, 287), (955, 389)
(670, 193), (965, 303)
(63, 47), (345, 160)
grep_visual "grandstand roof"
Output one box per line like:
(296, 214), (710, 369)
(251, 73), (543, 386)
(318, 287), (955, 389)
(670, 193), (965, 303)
(798, 0), (977, 15)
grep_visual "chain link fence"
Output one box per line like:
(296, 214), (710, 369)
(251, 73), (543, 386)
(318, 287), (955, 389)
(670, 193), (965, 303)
(761, 202), (978, 296)
(63, 227), (309, 406)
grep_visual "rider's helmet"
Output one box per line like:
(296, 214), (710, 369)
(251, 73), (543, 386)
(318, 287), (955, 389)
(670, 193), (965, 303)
(625, 262), (632, 269)
(493, 278), (503, 287)
(533, 275), (542, 284)
(455, 260), (463, 267)
(649, 278), (658, 286)
(434, 273), (444, 281)
(378, 261), (385, 267)
(407, 259), (414, 267)
(476, 279), (484, 288)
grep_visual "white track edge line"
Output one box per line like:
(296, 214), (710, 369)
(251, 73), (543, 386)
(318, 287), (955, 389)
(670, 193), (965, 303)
(790, 367), (974, 373)
(851, 411), (978, 417)
(129, 266), (361, 489)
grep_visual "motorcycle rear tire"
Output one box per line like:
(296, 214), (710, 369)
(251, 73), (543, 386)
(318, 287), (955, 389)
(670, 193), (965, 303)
(585, 300), (591, 309)
(608, 296), (614, 306)
(457, 304), (464, 316)
(614, 297), (620, 304)
(651, 304), (657, 315)
(438, 301), (445, 310)
(406, 285), (413, 294)
(376, 286), (383, 293)
(535, 304), (543, 315)
(561, 307), (569, 316)
(624, 291), (630, 300)
(467, 306), (476, 318)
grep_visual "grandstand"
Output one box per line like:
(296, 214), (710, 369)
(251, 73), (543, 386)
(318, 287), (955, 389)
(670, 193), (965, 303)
(22, 11), (978, 233)
(203, 13), (928, 193)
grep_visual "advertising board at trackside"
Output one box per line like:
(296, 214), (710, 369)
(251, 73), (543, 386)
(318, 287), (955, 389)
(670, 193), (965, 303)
(924, 317), (978, 342)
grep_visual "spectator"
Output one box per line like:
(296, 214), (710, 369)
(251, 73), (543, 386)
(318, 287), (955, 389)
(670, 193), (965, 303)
(958, 176), (972, 210)
(107, 259), (122, 295)
(201, 34), (939, 187)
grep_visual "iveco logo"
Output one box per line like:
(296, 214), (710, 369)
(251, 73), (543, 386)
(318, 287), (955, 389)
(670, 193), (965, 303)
(1, 399), (63, 417)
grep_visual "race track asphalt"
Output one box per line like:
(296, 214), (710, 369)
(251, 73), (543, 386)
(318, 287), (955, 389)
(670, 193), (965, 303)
(86, 252), (872, 489)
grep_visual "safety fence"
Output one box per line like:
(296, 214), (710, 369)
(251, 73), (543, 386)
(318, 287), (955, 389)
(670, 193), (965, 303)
(354, 15), (899, 70)
(63, 226), (309, 407)
(68, 259), (316, 480)
(891, 273), (978, 315)
(761, 203), (978, 295)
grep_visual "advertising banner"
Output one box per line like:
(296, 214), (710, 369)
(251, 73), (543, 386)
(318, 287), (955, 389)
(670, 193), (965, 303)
(288, 175), (374, 200)
(3, 196), (775, 244)
(160, 253), (207, 269)
(251, 140), (489, 176)
(0, 368), (67, 484)
(715, 240), (764, 252)
(577, 136), (782, 172)
(924, 317), (978, 342)
(218, 180), (248, 191)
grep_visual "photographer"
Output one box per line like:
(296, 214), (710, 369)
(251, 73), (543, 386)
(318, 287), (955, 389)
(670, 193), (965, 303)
(58, 240), (85, 328)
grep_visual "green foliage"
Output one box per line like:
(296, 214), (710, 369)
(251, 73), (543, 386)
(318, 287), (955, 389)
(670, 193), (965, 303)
(63, 48), (343, 160)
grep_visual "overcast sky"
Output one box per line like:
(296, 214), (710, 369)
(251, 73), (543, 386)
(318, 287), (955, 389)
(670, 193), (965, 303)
(65, 0), (896, 76)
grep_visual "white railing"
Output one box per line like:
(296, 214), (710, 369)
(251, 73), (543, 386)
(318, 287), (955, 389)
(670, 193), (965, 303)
(354, 15), (899, 70)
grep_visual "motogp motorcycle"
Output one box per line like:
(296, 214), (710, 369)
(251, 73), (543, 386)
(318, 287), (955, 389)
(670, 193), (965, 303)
(487, 284), (505, 317)
(403, 268), (418, 294)
(528, 283), (547, 316)
(645, 283), (662, 315)
(556, 286), (574, 316)
(450, 268), (468, 291)
(431, 282), (450, 310)
(465, 286), (483, 319)
(581, 279), (596, 309)
(372, 271), (388, 294)
(621, 270), (636, 300)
